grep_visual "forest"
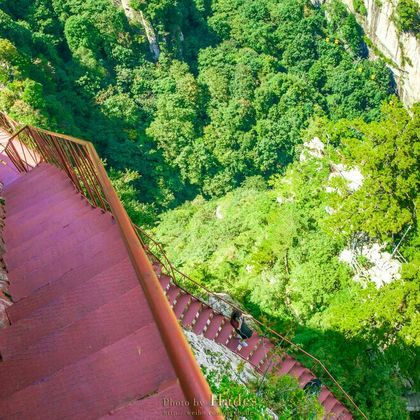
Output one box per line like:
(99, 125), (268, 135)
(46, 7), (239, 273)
(0, 0), (418, 418)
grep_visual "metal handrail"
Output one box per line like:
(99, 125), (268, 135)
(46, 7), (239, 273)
(135, 224), (367, 419)
(0, 113), (221, 420)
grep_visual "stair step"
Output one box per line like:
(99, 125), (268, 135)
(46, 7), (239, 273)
(7, 214), (115, 281)
(0, 168), (20, 187)
(7, 234), (128, 323)
(4, 192), (92, 247)
(5, 207), (112, 267)
(0, 325), (175, 419)
(181, 301), (202, 327)
(277, 356), (297, 375)
(258, 353), (282, 375)
(237, 335), (261, 360)
(5, 187), (80, 235)
(204, 315), (225, 340)
(158, 273), (171, 292)
(166, 284), (181, 307)
(298, 370), (315, 387)
(4, 191), (92, 243)
(4, 164), (64, 200)
(331, 403), (349, 417)
(227, 336), (241, 352)
(288, 364), (306, 379)
(173, 293), (192, 318)
(248, 338), (274, 367)
(6, 171), (74, 213)
(8, 225), (121, 301)
(0, 258), (135, 360)
(2, 163), (51, 194)
(0, 286), (153, 398)
(0, 158), (21, 186)
(215, 321), (235, 345)
(319, 387), (332, 403)
(324, 395), (340, 412)
(152, 261), (162, 277)
(192, 306), (213, 335)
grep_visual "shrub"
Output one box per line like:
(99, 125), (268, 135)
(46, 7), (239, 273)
(395, 0), (420, 35)
(353, 0), (367, 16)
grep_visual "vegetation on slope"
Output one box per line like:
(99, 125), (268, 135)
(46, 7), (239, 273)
(0, 0), (418, 418)
(0, 0), (391, 215)
(153, 102), (420, 418)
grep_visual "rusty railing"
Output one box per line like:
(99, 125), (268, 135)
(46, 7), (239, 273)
(0, 112), (221, 420)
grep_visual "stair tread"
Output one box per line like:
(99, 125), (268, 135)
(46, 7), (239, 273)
(6, 170), (74, 211)
(173, 293), (192, 318)
(99, 380), (190, 419)
(214, 321), (234, 345)
(0, 157), (21, 186)
(166, 284), (181, 306)
(324, 395), (341, 412)
(4, 192), (92, 247)
(181, 300), (202, 327)
(5, 164), (66, 200)
(0, 325), (176, 419)
(249, 338), (274, 366)
(159, 273), (171, 291)
(4, 180), (76, 224)
(237, 335), (260, 359)
(0, 258), (135, 359)
(8, 225), (122, 300)
(0, 286), (152, 398)
(2, 163), (48, 191)
(7, 234), (128, 323)
(277, 356), (297, 375)
(204, 315), (225, 340)
(5, 207), (113, 268)
(192, 306), (213, 334)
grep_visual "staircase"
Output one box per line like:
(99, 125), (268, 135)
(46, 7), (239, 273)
(0, 160), (216, 419)
(0, 117), (362, 419)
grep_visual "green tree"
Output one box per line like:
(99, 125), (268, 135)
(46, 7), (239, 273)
(327, 101), (420, 241)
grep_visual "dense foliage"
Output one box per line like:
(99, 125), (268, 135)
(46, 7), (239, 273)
(0, 0), (392, 210)
(0, 0), (418, 418)
(395, 0), (420, 36)
(204, 368), (323, 419)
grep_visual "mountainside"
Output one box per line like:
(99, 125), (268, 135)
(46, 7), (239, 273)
(336, 0), (420, 106)
(0, 0), (418, 418)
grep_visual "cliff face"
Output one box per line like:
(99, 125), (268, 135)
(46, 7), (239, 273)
(340, 0), (420, 106)
(116, 0), (160, 60)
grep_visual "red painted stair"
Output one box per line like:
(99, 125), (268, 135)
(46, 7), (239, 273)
(0, 156), (201, 419)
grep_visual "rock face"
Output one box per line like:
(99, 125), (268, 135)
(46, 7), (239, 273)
(117, 0), (160, 60)
(339, 0), (420, 106)
(339, 241), (402, 287)
(184, 330), (258, 384)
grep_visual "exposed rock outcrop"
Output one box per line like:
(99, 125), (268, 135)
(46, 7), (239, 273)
(344, 0), (420, 106)
(117, 0), (160, 60)
(339, 240), (402, 287)
(315, 0), (420, 106)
